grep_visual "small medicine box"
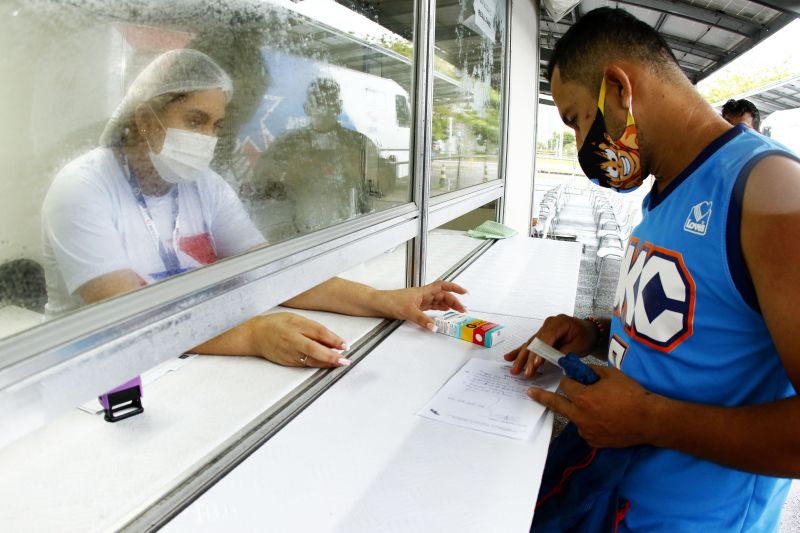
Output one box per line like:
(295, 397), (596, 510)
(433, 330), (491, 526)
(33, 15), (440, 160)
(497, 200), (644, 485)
(434, 312), (505, 348)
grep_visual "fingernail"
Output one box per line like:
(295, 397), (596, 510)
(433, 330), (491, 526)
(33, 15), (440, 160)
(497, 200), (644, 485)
(428, 324), (438, 333)
(337, 357), (351, 367)
(340, 342), (349, 350)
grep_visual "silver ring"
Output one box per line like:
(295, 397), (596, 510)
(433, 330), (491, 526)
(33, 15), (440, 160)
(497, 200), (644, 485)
(299, 354), (309, 366)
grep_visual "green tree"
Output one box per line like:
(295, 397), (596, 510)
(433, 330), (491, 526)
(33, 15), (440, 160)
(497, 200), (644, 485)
(432, 104), (452, 144)
(699, 62), (794, 104)
(460, 89), (501, 149)
(431, 90), (502, 152)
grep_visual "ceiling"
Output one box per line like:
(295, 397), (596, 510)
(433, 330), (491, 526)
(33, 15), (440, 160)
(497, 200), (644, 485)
(539, 0), (799, 95)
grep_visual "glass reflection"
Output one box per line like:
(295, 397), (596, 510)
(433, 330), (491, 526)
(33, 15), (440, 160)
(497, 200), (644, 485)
(0, 0), (416, 334)
(246, 76), (379, 238)
(239, 47), (413, 242)
(431, 0), (506, 196)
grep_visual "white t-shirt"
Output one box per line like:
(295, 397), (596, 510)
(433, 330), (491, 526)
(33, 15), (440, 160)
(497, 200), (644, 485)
(42, 147), (265, 317)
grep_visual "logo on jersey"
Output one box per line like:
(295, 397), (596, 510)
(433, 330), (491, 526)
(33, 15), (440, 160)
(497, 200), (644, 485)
(608, 334), (629, 369)
(613, 237), (696, 352)
(684, 200), (712, 236)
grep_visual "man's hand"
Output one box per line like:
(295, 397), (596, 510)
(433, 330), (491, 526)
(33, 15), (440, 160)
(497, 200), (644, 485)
(503, 314), (600, 379)
(379, 280), (468, 330)
(528, 365), (660, 448)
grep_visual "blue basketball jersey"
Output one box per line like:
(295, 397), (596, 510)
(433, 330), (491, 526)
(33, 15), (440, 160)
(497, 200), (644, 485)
(609, 124), (798, 532)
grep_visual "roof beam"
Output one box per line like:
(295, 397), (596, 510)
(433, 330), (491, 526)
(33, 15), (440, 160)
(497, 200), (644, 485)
(774, 93), (800, 107)
(540, 32), (725, 63)
(676, 60), (705, 72)
(613, 0), (762, 37)
(747, 0), (800, 17)
(663, 35), (726, 61)
(691, 11), (796, 83)
(654, 12), (668, 32)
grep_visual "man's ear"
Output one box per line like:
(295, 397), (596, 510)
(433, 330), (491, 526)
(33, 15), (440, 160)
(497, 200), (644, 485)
(603, 65), (634, 112)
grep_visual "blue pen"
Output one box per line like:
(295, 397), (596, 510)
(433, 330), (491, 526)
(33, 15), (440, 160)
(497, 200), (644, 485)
(527, 338), (600, 385)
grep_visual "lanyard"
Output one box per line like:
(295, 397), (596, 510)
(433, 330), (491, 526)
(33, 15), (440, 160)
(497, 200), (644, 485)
(122, 153), (182, 273)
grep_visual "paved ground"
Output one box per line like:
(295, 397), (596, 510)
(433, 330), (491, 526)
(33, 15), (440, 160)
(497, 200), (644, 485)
(534, 182), (799, 530)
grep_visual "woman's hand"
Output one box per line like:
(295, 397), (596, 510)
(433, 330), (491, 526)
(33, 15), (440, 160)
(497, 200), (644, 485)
(379, 281), (468, 330)
(248, 312), (351, 368)
(503, 314), (600, 379)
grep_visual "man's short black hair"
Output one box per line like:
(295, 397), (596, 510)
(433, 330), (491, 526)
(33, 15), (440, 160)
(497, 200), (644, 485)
(305, 77), (343, 114)
(721, 98), (761, 130)
(547, 7), (679, 94)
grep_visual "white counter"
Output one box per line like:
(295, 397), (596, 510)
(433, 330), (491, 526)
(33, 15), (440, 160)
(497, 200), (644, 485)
(0, 236), (583, 532)
(0, 309), (383, 532)
(166, 237), (582, 533)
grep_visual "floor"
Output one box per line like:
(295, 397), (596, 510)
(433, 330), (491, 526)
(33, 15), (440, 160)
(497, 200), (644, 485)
(536, 184), (800, 531)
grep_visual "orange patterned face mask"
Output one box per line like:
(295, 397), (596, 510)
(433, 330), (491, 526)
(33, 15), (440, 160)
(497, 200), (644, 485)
(578, 78), (644, 192)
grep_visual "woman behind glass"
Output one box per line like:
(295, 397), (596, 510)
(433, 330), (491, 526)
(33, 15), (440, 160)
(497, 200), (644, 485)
(42, 49), (466, 368)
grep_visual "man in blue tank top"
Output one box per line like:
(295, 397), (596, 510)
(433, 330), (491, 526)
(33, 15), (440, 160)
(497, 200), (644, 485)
(504, 7), (800, 532)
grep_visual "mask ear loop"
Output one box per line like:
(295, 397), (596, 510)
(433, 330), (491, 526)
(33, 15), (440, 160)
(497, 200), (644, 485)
(599, 76), (636, 128)
(626, 91), (636, 128)
(143, 104), (168, 154)
(598, 77), (608, 114)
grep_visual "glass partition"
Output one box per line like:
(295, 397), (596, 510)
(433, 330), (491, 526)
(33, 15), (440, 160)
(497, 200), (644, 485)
(0, 0), (415, 339)
(0, 0), (516, 528)
(340, 243), (409, 290)
(426, 200), (497, 282)
(0, 242), (409, 532)
(430, 0), (506, 196)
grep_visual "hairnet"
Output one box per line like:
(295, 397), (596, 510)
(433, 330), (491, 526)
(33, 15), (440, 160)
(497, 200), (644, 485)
(99, 49), (234, 146)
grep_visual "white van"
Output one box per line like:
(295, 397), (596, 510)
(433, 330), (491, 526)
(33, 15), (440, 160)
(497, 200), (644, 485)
(236, 49), (412, 183)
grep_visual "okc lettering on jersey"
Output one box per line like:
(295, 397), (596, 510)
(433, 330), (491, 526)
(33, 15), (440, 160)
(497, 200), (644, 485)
(613, 236), (696, 352)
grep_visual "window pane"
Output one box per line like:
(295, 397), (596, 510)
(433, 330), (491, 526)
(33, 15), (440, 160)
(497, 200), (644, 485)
(426, 201), (497, 282)
(340, 242), (409, 290)
(242, 2), (415, 242)
(431, 0), (506, 196)
(0, 0), (414, 339)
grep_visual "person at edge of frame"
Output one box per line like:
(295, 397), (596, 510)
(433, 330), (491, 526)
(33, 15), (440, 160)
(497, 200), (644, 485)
(505, 7), (800, 532)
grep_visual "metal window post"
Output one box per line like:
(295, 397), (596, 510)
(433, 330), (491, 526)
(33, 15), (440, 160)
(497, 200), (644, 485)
(408, 0), (436, 287)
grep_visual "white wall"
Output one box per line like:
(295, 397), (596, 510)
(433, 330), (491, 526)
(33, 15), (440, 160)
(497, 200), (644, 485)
(502, 0), (539, 235)
(0, 21), (125, 266)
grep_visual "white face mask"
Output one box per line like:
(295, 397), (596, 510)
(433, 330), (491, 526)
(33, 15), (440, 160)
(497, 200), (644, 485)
(146, 109), (218, 184)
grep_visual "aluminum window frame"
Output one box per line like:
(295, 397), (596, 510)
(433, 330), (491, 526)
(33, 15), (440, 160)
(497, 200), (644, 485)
(0, 0), (516, 502)
(0, 207), (419, 447)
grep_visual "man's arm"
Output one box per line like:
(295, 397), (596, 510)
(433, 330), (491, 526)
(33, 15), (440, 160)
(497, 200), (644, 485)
(645, 154), (800, 476)
(529, 155), (800, 478)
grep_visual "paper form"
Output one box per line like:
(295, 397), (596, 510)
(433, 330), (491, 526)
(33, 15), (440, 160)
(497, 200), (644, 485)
(418, 358), (561, 440)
